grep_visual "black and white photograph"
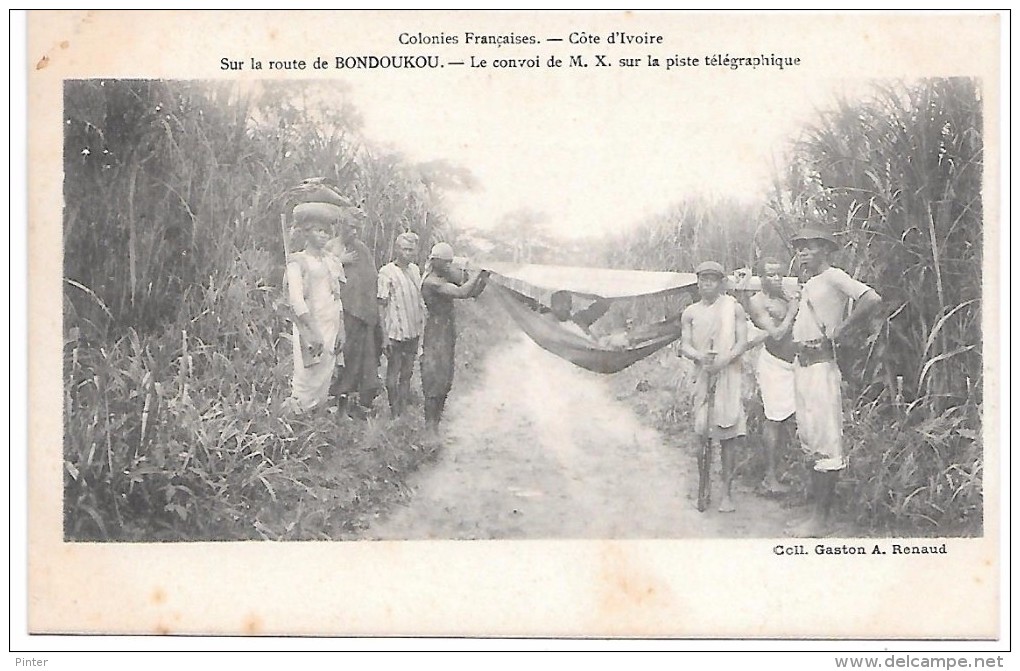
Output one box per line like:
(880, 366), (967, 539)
(26, 10), (1003, 641)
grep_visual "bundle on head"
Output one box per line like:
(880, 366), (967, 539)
(287, 201), (343, 252)
(287, 177), (352, 208)
(293, 201), (343, 228)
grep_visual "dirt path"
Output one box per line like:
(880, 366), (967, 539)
(366, 333), (793, 540)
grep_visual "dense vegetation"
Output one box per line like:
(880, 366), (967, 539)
(63, 77), (984, 539)
(62, 80), (481, 540)
(598, 78), (983, 534)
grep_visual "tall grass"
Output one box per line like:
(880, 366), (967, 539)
(592, 78), (984, 535)
(600, 197), (761, 273)
(769, 78), (983, 534)
(62, 80), (479, 540)
(63, 77), (985, 538)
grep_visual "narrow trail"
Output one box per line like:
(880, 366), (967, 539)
(367, 333), (792, 540)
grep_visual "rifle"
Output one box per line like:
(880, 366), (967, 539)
(696, 348), (717, 512)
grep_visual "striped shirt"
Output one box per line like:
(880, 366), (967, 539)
(378, 262), (426, 341)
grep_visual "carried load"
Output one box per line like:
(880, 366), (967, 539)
(480, 262), (798, 375)
(481, 262), (696, 374)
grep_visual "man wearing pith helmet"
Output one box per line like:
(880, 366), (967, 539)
(679, 261), (748, 513)
(788, 227), (881, 537)
(419, 241), (489, 428)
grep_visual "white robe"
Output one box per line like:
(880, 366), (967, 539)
(685, 295), (746, 440)
(285, 251), (345, 412)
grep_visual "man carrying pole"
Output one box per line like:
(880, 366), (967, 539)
(788, 227), (882, 537)
(680, 261), (748, 513)
(747, 257), (799, 496)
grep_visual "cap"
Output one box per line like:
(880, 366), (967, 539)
(293, 202), (342, 226)
(694, 261), (726, 278)
(790, 227), (838, 248)
(429, 242), (455, 261)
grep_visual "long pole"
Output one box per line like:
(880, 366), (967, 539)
(282, 213), (315, 368)
(697, 347), (717, 513)
(281, 212), (291, 259)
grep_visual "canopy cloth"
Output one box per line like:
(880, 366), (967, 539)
(483, 261), (697, 302)
(478, 262), (798, 375)
(481, 262), (695, 374)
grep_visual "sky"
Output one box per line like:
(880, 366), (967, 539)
(342, 68), (865, 240)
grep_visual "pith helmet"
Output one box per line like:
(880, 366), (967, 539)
(429, 242), (455, 261)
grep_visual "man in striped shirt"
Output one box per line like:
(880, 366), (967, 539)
(377, 232), (427, 418)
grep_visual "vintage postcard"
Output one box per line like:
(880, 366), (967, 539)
(25, 10), (1003, 641)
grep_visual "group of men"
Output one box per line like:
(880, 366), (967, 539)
(679, 227), (882, 536)
(290, 204), (485, 426)
(294, 202), (877, 535)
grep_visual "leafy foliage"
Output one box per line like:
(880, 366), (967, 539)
(595, 78), (984, 534)
(772, 78), (983, 533)
(599, 197), (761, 273)
(63, 77), (985, 538)
(62, 80), (482, 540)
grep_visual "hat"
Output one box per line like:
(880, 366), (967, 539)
(791, 227), (838, 248)
(293, 202), (342, 226)
(695, 261), (726, 278)
(429, 242), (454, 261)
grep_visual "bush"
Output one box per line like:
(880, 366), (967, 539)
(62, 79), (484, 540)
(591, 78), (984, 535)
(63, 275), (441, 540)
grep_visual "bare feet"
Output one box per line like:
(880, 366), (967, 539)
(785, 514), (828, 538)
(758, 477), (790, 497)
(783, 508), (813, 528)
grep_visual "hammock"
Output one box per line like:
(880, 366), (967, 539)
(480, 262), (798, 374)
(482, 262), (697, 374)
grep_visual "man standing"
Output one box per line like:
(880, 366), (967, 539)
(377, 232), (426, 418)
(327, 209), (383, 418)
(747, 257), (799, 496)
(788, 228), (881, 537)
(420, 242), (488, 429)
(680, 261), (748, 513)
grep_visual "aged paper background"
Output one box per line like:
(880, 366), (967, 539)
(26, 10), (1002, 639)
